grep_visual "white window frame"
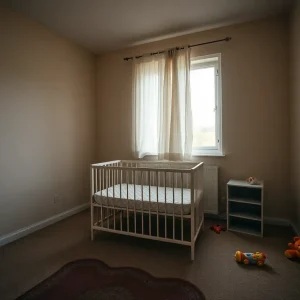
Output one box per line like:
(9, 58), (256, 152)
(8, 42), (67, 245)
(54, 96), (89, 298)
(190, 53), (223, 157)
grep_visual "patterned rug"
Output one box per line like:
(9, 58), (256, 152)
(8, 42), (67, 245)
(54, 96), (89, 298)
(17, 259), (205, 300)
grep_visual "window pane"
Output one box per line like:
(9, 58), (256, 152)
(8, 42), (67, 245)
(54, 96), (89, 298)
(190, 66), (216, 148)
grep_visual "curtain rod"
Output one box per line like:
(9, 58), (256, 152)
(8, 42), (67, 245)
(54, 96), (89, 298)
(123, 37), (231, 61)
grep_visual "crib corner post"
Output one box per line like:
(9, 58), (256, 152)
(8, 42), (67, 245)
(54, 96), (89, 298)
(200, 164), (205, 233)
(190, 170), (195, 261)
(191, 244), (195, 261)
(91, 227), (94, 241)
(90, 165), (95, 241)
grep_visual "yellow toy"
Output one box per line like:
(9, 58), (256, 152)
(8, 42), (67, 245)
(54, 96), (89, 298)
(235, 251), (266, 266)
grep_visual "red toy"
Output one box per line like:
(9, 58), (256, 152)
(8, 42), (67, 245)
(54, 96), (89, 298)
(210, 224), (226, 234)
(285, 237), (300, 259)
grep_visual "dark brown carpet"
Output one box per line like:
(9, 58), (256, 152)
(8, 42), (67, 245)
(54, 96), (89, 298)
(17, 259), (205, 300)
(1, 210), (300, 300)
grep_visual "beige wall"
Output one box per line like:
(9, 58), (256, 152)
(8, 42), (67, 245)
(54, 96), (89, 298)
(0, 6), (96, 236)
(290, 2), (300, 233)
(96, 16), (290, 219)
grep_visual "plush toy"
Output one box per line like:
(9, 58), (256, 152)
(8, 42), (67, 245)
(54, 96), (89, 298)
(246, 177), (259, 185)
(285, 237), (300, 259)
(235, 251), (266, 266)
(210, 224), (226, 234)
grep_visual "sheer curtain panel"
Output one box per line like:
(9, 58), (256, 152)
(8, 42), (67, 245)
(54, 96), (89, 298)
(132, 47), (193, 160)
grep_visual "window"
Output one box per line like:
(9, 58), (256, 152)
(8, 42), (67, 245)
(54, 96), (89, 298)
(190, 54), (222, 156)
(133, 52), (223, 158)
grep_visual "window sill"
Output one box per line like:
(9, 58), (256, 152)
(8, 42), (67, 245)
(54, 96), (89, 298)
(192, 151), (225, 157)
(140, 152), (225, 159)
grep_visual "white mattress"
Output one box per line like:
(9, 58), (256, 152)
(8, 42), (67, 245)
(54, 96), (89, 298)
(93, 184), (193, 215)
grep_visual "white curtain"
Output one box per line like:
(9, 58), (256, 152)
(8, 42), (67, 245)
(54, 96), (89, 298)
(132, 47), (193, 160)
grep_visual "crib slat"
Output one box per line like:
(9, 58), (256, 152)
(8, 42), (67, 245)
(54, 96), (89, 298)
(191, 170), (195, 260)
(94, 167), (97, 195)
(106, 168), (109, 229)
(148, 170), (151, 236)
(99, 168), (102, 196)
(186, 173), (188, 188)
(134, 169), (136, 234)
(141, 171), (144, 235)
(95, 167), (98, 192)
(113, 166), (116, 230)
(120, 169), (122, 231)
(156, 170), (159, 237)
(108, 169), (110, 188)
(91, 167), (95, 240)
(101, 168), (104, 227)
(158, 171), (160, 188)
(94, 169), (97, 225)
(164, 172), (167, 238)
(102, 168), (104, 196)
(181, 173), (184, 241)
(117, 163), (119, 184)
(97, 169), (100, 225)
(173, 172), (175, 240)
(127, 170), (129, 232)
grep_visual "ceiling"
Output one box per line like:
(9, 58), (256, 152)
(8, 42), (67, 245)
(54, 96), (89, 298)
(3, 0), (294, 53)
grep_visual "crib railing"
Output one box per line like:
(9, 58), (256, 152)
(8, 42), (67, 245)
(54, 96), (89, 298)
(90, 160), (204, 260)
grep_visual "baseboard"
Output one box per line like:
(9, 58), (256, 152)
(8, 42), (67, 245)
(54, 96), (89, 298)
(0, 202), (89, 247)
(290, 222), (300, 236)
(204, 210), (220, 216)
(226, 216), (299, 235)
(205, 214), (295, 229)
(1, 206), (297, 247)
(204, 212), (226, 220)
(264, 217), (290, 227)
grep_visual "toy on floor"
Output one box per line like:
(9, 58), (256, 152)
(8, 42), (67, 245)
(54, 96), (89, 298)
(210, 224), (226, 234)
(235, 251), (266, 266)
(285, 236), (300, 259)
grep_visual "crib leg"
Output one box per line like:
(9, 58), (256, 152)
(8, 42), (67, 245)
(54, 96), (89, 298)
(91, 206), (94, 241)
(191, 243), (195, 261)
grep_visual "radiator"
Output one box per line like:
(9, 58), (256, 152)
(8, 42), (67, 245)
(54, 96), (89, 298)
(203, 165), (219, 214)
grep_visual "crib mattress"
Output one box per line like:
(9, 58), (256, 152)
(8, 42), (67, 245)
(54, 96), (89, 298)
(93, 184), (193, 215)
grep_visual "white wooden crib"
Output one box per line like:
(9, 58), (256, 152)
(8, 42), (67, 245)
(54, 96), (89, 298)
(90, 160), (204, 260)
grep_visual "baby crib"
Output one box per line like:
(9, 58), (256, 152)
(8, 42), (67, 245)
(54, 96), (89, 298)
(90, 160), (204, 260)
